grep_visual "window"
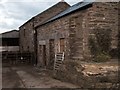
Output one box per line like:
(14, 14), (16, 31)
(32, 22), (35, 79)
(60, 38), (65, 52)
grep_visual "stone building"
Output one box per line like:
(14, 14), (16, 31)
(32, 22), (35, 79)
(35, 2), (119, 68)
(19, 1), (70, 65)
(19, 1), (70, 53)
(14, 1), (119, 88)
(0, 30), (19, 52)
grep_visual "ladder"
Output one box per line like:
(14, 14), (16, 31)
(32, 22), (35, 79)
(54, 52), (64, 70)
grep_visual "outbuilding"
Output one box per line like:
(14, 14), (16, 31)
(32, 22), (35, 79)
(0, 30), (19, 52)
(35, 2), (119, 69)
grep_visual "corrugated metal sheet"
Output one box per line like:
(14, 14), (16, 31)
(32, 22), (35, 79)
(41, 2), (93, 25)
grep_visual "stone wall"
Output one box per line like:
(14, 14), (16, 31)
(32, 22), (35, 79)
(53, 2), (119, 88)
(85, 2), (119, 59)
(34, 2), (70, 26)
(19, 2), (119, 88)
(118, 2), (120, 59)
(19, 2), (70, 53)
(19, 19), (34, 52)
(36, 2), (119, 88)
(36, 15), (70, 68)
(36, 2), (119, 66)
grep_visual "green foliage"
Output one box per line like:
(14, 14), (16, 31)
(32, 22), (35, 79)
(88, 36), (100, 56)
(88, 28), (112, 62)
(95, 28), (111, 53)
(93, 53), (111, 62)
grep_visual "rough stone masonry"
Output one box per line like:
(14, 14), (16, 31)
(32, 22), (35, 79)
(19, 1), (119, 88)
(36, 2), (119, 88)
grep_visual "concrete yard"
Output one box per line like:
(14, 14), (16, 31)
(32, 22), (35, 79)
(2, 63), (80, 89)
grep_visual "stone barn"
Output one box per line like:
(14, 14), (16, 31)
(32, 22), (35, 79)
(35, 1), (119, 88)
(35, 1), (119, 69)
(19, 1), (70, 65)
(0, 30), (19, 52)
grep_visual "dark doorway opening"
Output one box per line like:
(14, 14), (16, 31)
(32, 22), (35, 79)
(43, 45), (47, 67)
(49, 39), (55, 69)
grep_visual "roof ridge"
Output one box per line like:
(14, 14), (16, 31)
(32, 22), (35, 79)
(19, 1), (70, 27)
(35, 2), (93, 27)
(0, 30), (18, 35)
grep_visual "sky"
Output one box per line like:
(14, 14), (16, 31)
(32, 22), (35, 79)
(0, 0), (119, 33)
(0, 0), (83, 33)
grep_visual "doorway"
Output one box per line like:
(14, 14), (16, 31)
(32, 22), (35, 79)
(49, 39), (55, 69)
(39, 45), (47, 67)
(43, 45), (46, 67)
(60, 38), (65, 52)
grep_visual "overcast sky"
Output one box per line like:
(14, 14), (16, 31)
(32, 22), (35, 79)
(0, 0), (118, 33)
(0, 0), (84, 33)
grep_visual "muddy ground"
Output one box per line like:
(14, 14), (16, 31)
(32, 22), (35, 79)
(2, 63), (80, 89)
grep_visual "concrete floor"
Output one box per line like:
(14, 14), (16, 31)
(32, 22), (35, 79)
(2, 63), (80, 89)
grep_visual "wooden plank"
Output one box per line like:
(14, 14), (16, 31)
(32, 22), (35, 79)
(54, 52), (64, 70)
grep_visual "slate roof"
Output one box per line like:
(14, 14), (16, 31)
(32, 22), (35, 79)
(20, 2), (70, 28)
(36, 1), (93, 27)
(0, 30), (19, 38)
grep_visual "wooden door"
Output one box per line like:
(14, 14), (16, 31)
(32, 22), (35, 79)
(39, 45), (46, 67)
(60, 38), (65, 52)
(49, 39), (55, 69)
(43, 45), (46, 67)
